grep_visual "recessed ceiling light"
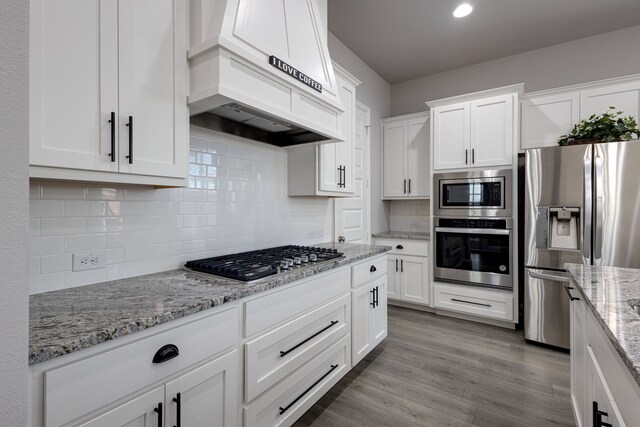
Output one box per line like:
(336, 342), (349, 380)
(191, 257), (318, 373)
(453, 3), (473, 18)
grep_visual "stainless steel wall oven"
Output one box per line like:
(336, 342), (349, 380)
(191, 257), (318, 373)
(434, 217), (513, 289)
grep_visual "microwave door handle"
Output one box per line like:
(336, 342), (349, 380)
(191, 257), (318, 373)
(583, 156), (592, 263)
(435, 227), (511, 235)
(527, 270), (570, 283)
(594, 156), (604, 264)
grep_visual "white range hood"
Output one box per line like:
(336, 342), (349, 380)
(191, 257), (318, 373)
(188, 0), (345, 147)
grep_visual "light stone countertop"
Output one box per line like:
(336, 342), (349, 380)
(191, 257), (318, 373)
(29, 243), (390, 365)
(372, 231), (430, 241)
(565, 263), (640, 388)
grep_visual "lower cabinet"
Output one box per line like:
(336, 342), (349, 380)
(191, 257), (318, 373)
(77, 386), (165, 427)
(569, 285), (640, 427)
(80, 351), (238, 427)
(433, 282), (514, 321)
(352, 276), (387, 366)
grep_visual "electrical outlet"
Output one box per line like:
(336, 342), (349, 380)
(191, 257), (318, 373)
(410, 222), (420, 229)
(307, 229), (324, 238)
(72, 251), (106, 272)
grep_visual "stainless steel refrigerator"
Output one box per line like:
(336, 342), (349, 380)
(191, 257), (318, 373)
(524, 141), (640, 349)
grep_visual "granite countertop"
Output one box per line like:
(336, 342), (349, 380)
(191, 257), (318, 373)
(29, 243), (390, 365)
(565, 263), (640, 387)
(372, 231), (430, 241)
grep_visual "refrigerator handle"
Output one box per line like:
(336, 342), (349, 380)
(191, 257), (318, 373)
(528, 270), (570, 283)
(583, 157), (592, 263)
(594, 156), (604, 263)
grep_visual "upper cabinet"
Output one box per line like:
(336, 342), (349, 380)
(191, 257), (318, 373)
(431, 91), (516, 171)
(29, 0), (189, 186)
(287, 63), (361, 197)
(382, 112), (430, 199)
(522, 76), (640, 150)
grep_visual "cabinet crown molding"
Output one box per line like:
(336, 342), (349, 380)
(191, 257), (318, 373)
(523, 72), (640, 99)
(426, 84), (523, 109)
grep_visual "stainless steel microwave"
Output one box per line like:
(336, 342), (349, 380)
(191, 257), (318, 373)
(433, 169), (512, 217)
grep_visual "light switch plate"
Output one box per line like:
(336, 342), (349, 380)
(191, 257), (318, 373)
(72, 252), (106, 272)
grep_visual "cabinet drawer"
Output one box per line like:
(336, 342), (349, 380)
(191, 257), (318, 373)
(244, 335), (350, 427)
(44, 307), (238, 427)
(434, 283), (513, 321)
(352, 255), (386, 288)
(244, 268), (350, 338)
(373, 238), (428, 257)
(245, 295), (349, 402)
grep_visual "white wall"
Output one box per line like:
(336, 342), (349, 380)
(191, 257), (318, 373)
(29, 127), (334, 293)
(0, 0), (28, 423)
(328, 32), (392, 233)
(391, 24), (640, 115)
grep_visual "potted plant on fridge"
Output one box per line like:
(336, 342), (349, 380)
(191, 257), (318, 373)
(558, 107), (640, 146)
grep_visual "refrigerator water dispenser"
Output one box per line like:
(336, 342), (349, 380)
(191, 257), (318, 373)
(549, 207), (579, 250)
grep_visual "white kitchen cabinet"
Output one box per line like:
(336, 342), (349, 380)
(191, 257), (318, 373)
(374, 238), (430, 306)
(164, 351), (238, 427)
(568, 283), (640, 427)
(433, 282), (514, 321)
(352, 276), (387, 365)
(29, 0), (188, 186)
(288, 63), (360, 196)
(77, 386), (164, 427)
(580, 81), (640, 121)
(521, 91), (580, 150)
(570, 289), (586, 427)
(432, 93), (515, 170)
(382, 112), (430, 199)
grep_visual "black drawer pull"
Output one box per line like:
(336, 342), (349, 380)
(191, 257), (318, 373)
(564, 286), (580, 301)
(396, 245), (403, 250)
(108, 112), (115, 162)
(125, 115), (133, 164)
(280, 321), (339, 357)
(451, 298), (491, 308)
(172, 392), (181, 427)
(593, 401), (612, 427)
(370, 265), (377, 272)
(279, 364), (339, 415)
(154, 402), (162, 427)
(153, 344), (179, 364)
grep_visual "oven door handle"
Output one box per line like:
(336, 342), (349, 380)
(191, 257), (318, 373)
(435, 227), (511, 235)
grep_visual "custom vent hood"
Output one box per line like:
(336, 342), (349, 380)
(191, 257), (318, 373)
(188, 0), (345, 147)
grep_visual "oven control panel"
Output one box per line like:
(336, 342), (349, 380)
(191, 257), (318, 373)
(437, 218), (508, 229)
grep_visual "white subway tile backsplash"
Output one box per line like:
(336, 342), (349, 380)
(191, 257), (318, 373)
(41, 217), (86, 236)
(65, 234), (107, 253)
(28, 127), (333, 294)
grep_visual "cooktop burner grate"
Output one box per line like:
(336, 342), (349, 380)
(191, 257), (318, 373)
(185, 245), (343, 282)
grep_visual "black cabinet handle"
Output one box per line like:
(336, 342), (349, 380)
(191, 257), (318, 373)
(370, 265), (377, 272)
(280, 320), (339, 357)
(472, 148), (475, 164)
(396, 245), (403, 250)
(108, 112), (115, 162)
(451, 298), (491, 308)
(564, 286), (580, 301)
(593, 401), (612, 427)
(404, 179), (407, 194)
(465, 149), (468, 164)
(337, 165), (342, 187)
(395, 259), (398, 272)
(154, 402), (162, 427)
(374, 286), (379, 308)
(125, 115), (133, 164)
(408, 179), (411, 194)
(370, 288), (376, 307)
(279, 364), (338, 415)
(153, 344), (179, 364)
(342, 166), (346, 188)
(401, 259), (404, 272)
(172, 393), (181, 427)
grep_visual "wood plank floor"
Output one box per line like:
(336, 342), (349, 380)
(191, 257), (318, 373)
(294, 305), (575, 427)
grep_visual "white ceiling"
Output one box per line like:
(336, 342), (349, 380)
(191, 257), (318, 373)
(328, 0), (640, 84)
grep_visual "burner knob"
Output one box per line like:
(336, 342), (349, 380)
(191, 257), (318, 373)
(300, 255), (309, 263)
(309, 253), (318, 262)
(280, 260), (289, 270)
(293, 257), (302, 265)
(285, 258), (294, 268)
